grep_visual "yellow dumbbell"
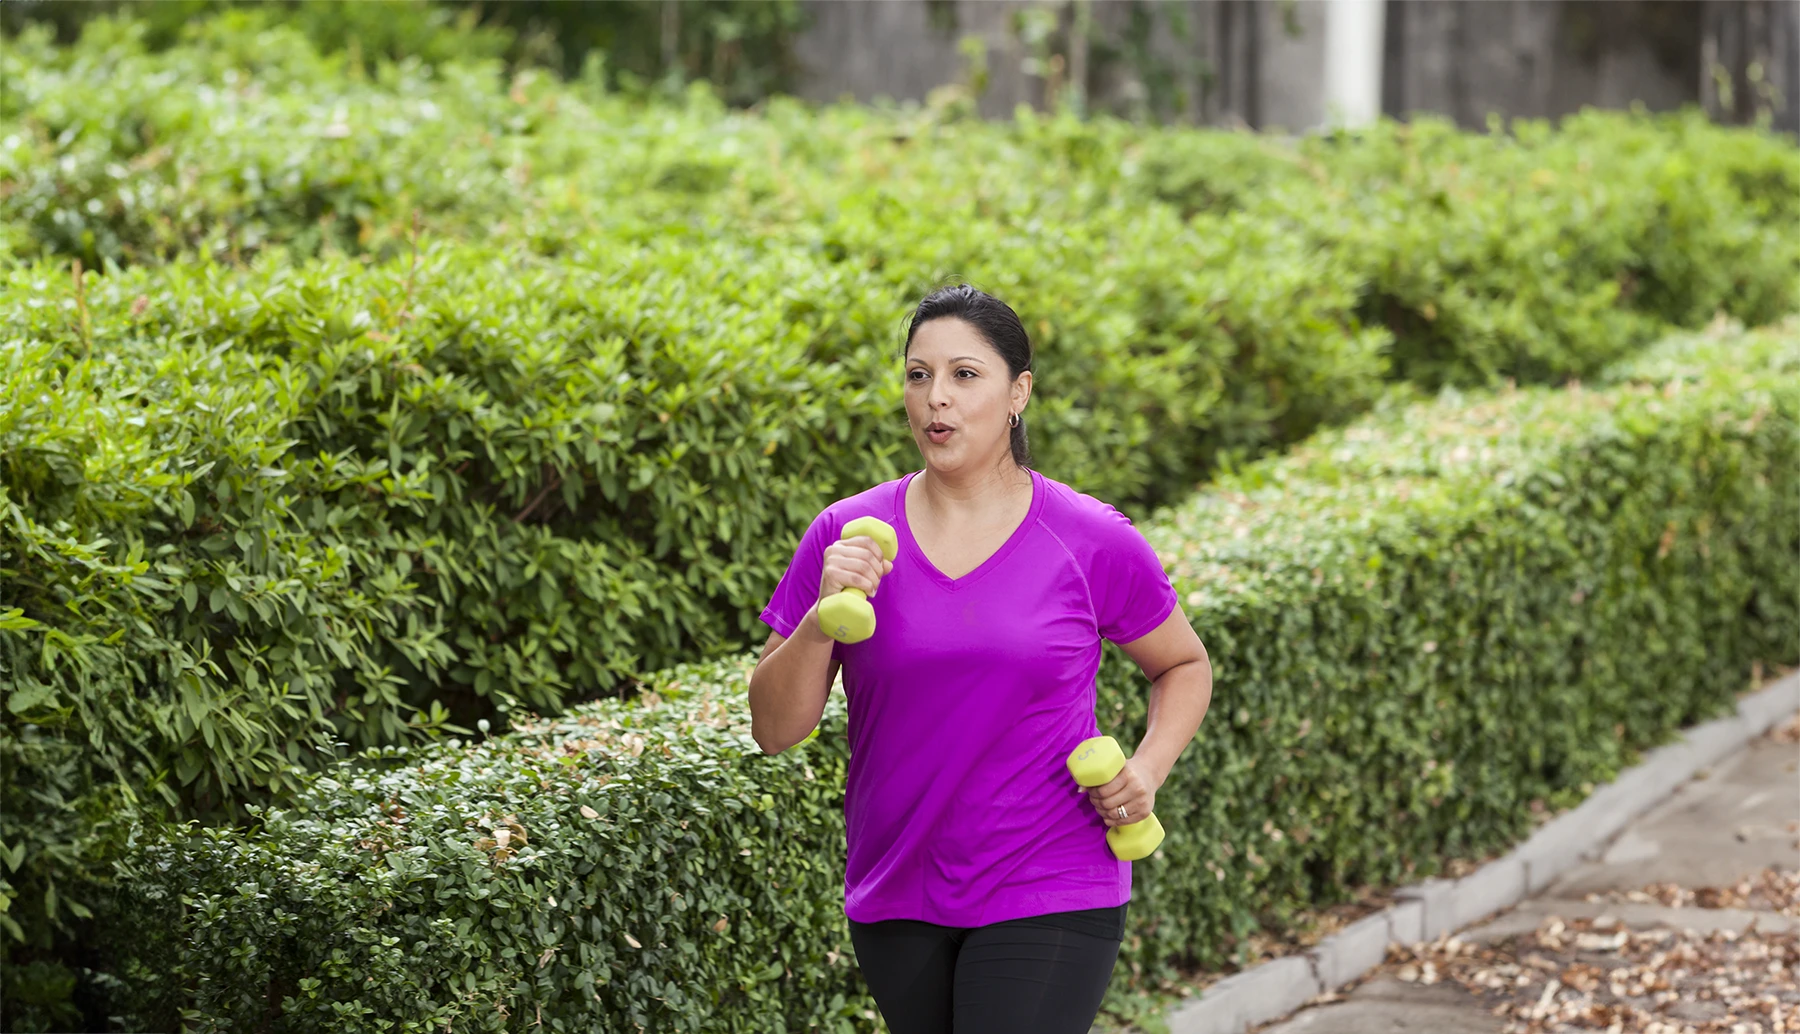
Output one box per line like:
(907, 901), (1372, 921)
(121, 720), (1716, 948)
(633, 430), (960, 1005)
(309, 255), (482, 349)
(1066, 735), (1166, 861)
(816, 516), (898, 644)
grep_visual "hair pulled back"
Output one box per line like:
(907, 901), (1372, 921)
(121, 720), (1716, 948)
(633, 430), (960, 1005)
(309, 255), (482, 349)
(903, 284), (1035, 469)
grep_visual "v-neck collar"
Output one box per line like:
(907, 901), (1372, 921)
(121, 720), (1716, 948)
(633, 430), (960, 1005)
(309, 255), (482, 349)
(895, 468), (1044, 592)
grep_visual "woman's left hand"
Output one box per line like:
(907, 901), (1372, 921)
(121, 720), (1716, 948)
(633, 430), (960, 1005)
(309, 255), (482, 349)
(1086, 757), (1157, 828)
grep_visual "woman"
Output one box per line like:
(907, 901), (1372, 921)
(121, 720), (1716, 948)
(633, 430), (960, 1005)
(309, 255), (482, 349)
(748, 284), (1213, 1033)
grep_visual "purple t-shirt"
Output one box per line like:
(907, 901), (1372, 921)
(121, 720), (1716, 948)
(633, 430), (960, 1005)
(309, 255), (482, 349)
(759, 467), (1180, 927)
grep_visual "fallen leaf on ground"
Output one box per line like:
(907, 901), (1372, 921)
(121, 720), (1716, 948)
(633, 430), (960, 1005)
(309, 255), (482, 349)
(1586, 868), (1800, 918)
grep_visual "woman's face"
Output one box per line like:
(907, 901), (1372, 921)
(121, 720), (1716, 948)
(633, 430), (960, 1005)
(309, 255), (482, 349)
(904, 317), (1030, 476)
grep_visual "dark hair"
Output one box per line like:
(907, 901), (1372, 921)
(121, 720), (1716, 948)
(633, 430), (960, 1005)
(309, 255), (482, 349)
(903, 284), (1035, 469)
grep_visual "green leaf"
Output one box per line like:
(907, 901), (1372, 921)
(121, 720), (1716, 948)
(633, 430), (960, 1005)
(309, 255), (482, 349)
(182, 679), (208, 725)
(6, 683), (57, 715)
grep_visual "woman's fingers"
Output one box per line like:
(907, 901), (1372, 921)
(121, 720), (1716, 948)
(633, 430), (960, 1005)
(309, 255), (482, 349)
(821, 539), (892, 598)
(1088, 783), (1148, 811)
(1085, 771), (1129, 798)
(1085, 766), (1154, 827)
(853, 537), (888, 595)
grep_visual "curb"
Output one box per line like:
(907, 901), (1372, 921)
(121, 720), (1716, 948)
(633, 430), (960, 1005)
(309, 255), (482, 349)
(1158, 669), (1799, 1034)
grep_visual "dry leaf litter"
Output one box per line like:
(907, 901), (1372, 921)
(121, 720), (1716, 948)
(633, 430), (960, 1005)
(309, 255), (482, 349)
(1360, 869), (1800, 1032)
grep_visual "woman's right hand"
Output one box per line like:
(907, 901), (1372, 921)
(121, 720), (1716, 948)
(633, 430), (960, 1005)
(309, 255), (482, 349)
(818, 535), (893, 603)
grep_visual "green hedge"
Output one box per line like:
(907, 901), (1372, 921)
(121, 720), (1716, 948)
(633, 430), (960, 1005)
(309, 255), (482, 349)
(7, 16), (1798, 407)
(732, 105), (1800, 392)
(103, 662), (862, 1034)
(6, 9), (1797, 511)
(88, 324), (1799, 1032)
(0, 324), (439, 973)
(1236, 113), (1800, 387)
(2, 0), (808, 104)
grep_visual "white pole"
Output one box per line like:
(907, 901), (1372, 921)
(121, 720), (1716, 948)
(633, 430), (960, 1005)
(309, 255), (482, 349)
(1324, 0), (1387, 128)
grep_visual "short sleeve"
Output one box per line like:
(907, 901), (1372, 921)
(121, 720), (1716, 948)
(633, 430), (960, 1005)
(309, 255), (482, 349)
(759, 507), (838, 640)
(1093, 507), (1180, 644)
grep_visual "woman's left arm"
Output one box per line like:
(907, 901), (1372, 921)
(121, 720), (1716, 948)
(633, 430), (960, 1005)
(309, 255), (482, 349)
(1119, 605), (1213, 788)
(1085, 605), (1212, 825)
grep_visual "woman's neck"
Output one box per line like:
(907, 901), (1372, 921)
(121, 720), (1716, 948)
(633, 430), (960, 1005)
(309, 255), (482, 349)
(916, 463), (1031, 518)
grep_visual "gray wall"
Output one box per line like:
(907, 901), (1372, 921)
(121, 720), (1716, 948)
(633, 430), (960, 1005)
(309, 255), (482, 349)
(786, 0), (1800, 134)
(790, 0), (1333, 129)
(1384, 1), (1697, 125)
(793, 0), (1044, 118)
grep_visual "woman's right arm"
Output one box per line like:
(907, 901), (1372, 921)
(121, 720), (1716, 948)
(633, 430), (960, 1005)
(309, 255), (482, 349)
(748, 616), (840, 755)
(749, 533), (890, 754)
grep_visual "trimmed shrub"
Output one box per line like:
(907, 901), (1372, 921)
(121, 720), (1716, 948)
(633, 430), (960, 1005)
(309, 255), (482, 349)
(0, 15), (530, 266)
(103, 663), (863, 1034)
(92, 323), (1799, 1032)
(7, 14), (1798, 403)
(0, 326), (446, 954)
(1283, 112), (1800, 387)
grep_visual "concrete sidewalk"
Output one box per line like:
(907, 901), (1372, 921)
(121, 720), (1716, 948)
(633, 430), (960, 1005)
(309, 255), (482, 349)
(1259, 714), (1800, 1033)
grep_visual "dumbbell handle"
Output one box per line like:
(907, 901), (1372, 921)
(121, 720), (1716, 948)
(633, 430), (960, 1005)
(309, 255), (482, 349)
(1065, 735), (1166, 861)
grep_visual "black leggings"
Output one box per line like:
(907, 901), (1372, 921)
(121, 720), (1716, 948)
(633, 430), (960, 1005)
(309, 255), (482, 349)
(848, 903), (1128, 1034)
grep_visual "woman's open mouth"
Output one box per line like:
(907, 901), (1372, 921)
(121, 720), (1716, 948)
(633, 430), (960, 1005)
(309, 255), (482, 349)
(925, 423), (955, 444)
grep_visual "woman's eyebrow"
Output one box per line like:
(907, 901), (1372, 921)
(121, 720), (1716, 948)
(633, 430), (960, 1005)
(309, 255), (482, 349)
(908, 356), (988, 365)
